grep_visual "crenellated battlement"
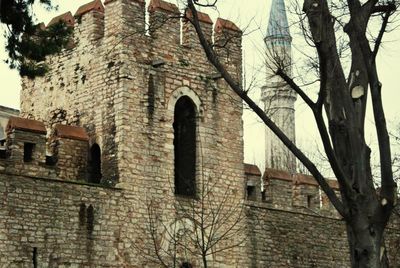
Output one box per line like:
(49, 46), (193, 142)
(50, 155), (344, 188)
(36, 0), (242, 59)
(2, 115), (340, 217)
(0, 115), (339, 217)
(261, 167), (340, 216)
(243, 165), (340, 217)
(0, 117), (95, 183)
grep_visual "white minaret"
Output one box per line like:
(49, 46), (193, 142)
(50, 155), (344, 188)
(262, 0), (297, 173)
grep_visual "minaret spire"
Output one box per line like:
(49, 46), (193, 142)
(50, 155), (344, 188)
(266, 0), (291, 41)
(262, 0), (297, 173)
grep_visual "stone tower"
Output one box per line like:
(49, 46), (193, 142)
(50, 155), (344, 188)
(262, 0), (297, 173)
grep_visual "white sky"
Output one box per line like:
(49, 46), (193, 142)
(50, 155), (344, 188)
(0, 0), (399, 174)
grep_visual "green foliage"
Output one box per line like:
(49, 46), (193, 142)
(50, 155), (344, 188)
(0, 0), (72, 78)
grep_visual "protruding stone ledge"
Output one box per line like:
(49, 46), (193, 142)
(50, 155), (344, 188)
(104, 0), (145, 5)
(244, 163), (261, 176)
(55, 124), (89, 141)
(47, 11), (75, 27)
(214, 17), (242, 33)
(148, 0), (180, 14)
(185, 9), (213, 24)
(263, 167), (293, 182)
(75, 0), (105, 17)
(6, 117), (46, 135)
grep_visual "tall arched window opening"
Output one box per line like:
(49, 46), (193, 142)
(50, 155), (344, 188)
(89, 143), (102, 184)
(173, 96), (196, 197)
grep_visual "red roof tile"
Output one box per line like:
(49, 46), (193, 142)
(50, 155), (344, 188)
(185, 9), (213, 24)
(263, 168), (293, 182)
(294, 173), (318, 186)
(244, 163), (261, 176)
(55, 125), (89, 141)
(263, 168), (340, 190)
(36, 23), (46, 31)
(148, 0), (179, 14)
(7, 117), (46, 134)
(214, 18), (241, 33)
(75, 0), (104, 17)
(47, 12), (75, 27)
(295, 174), (340, 190)
(104, 0), (145, 5)
(328, 179), (340, 190)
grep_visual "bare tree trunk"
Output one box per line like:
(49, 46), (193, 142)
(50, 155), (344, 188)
(345, 200), (391, 267)
(202, 253), (208, 268)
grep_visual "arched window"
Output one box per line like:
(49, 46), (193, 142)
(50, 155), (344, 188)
(89, 143), (102, 184)
(173, 96), (196, 197)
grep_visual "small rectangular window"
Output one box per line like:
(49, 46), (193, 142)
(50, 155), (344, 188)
(0, 148), (6, 159)
(247, 186), (256, 201)
(0, 140), (6, 159)
(261, 190), (266, 201)
(307, 195), (314, 209)
(24, 143), (35, 162)
(45, 155), (56, 166)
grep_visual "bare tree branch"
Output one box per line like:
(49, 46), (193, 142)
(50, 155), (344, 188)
(186, 0), (347, 218)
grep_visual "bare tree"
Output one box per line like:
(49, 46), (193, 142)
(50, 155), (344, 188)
(136, 179), (246, 268)
(185, 0), (399, 267)
(389, 123), (400, 182)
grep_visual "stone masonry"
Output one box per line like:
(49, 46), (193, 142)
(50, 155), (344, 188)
(0, 0), (399, 267)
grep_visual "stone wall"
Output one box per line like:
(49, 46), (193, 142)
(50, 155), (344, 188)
(54, 124), (90, 182)
(245, 202), (400, 268)
(0, 0), (398, 267)
(1, 173), (399, 267)
(245, 203), (350, 268)
(0, 174), (128, 267)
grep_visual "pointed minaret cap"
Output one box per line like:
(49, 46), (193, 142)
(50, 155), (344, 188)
(266, 0), (291, 40)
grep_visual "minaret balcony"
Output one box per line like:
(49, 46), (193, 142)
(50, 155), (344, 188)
(261, 85), (297, 102)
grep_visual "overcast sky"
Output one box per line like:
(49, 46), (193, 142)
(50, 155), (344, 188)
(0, 0), (399, 173)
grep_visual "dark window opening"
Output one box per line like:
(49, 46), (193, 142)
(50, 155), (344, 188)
(0, 141), (6, 159)
(79, 203), (86, 226)
(247, 185), (256, 201)
(45, 155), (57, 166)
(261, 190), (266, 201)
(87, 204), (94, 235)
(147, 74), (155, 118)
(307, 195), (315, 209)
(32, 247), (37, 268)
(24, 143), (35, 162)
(0, 149), (6, 159)
(180, 262), (193, 268)
(173, 96), (196, 197)
(88, 144), (102, 184)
